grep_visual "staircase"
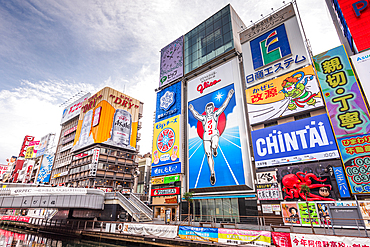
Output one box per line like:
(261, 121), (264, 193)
(129, 193), (153, 221)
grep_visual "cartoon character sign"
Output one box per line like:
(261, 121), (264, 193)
(188, 85), (244, 188)
(246, 66), (323, 125)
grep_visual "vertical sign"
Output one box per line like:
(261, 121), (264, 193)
(90, 148), (100, 177)
(159, 36), (183, 88)
(37, 154), (54, 184)
(314, 45), (370, 195)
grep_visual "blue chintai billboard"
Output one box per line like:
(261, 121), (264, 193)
(252, 114), (339, 168)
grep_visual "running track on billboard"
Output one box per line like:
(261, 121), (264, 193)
(188, 126), (244, 189)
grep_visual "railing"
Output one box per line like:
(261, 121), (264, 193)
(129, 193), (152, 220)
(105, 192), (141, 221)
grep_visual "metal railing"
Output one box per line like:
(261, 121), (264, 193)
(129, 193), (152, 220)
(105, 192), (141, 221)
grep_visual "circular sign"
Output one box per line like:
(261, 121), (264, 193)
(157, 128), (175, 153)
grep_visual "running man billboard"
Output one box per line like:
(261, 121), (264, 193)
(246, 66), (323, 125)
(72, 87), (143, 152)
(187, 58), (253, 190)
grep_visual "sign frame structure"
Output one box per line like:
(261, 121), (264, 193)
(240, 4), (310, 87)
(251, 114), (339, 168)
(159, 36), (184, 88)
(187, 57), (253, 191)
(246, 65), (324, 125)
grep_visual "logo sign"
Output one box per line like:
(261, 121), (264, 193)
(187, 58), (253, 189)
(60, 93), (91, 125)
(351, 49), (370, 106)
(252, 114), (339, 168)
(246, 66), (323, 124)
(151, 187), (180, 196)
(19, 136), (35, 157)
(333, 166), (351, 197)
(151, 175), (180, 185)
(151, 163), (181, 177)
(241, 6), (309, 87)
(159, 36), (183, 88)
(250, 24), (292, 70)
(256, 171), (278, 184)
(152, 115), (180, 167)
(155, 81), (181, 122)
(314, 45), (370, 138)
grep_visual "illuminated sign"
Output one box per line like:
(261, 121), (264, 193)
(151, 187), (180, 196)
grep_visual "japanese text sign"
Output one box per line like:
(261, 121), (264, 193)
(313, 45), (370, 138)
(246, 66), (323, 124)
(159, 36), (183, 88)
(155, 81), (182, 122)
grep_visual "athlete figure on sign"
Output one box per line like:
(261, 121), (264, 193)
(189, 89), (234, 186)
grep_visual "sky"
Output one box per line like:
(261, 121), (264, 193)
(0, 0), (340, 163)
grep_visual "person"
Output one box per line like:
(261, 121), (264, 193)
(289, 207), (300, 224)
(189, 88), (234, 186)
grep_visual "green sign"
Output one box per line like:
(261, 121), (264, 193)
(164, 175), (180, 184)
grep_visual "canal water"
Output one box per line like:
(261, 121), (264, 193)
(0, 227), (141, 247)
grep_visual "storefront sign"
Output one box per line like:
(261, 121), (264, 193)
(123, 223), (178, 238)
(313, 45), (370, 138)
(218, 229), (271, 246)
(246, 66), (323, 124)
(252, 114), (339, 167)
(151, 175), (180, 185)
(256, 171), (278, 184)
(333, 166), (351, 197)
(151, 163), (181, 177)
(151, 187), (179, 196)
(257, 183), (280, 200)
(178, 226), (218, 242)
(165, 196), (178, 204)
(64, 125), (78, 136)
(152, 115), (181, 167)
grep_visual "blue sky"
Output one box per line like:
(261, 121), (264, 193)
(0, 0), (340, 163)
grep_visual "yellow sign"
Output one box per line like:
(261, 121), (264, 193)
(73, 87), (143, 152)
(151, 177), (164, 185)
(151, 115), (181, 166)
(25, 146), (35, 159)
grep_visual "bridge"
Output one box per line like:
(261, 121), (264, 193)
(0, 185), (152, 222)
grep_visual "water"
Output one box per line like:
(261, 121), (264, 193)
(0, 227), (140, 247)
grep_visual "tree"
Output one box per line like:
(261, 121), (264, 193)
(300, 184), (315, 234)
(183, 191), (194, 225)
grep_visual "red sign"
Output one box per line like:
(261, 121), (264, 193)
(64, 125), (78, 136)
(165, 196), (178, 203)
(151, 187), (180, 196)
(18, 135), (35, 157)
(336, 0), (370, 52)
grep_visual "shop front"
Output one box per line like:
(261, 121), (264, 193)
(151, 187), (180, 221)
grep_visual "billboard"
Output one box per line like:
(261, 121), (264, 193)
(159, 36), (183, 88)
(246, 66), (323, 125)
(313, 45), (370, 138)
(240, 4), (310, 87)
(252, 114), (339, 168)
(72, 87), (142, 152)
(151, 187), (180, 197)
(351, 49), (370, 103)
(151, 175), (180, 185)
(36, 134), (53, 157)
(187, 57), (252, 189)
(151, 163), (181, 177)
(331, 0), (370, 52)
(60, 93), (91, 125)
(155, 81), (181, 122)
(18, 135), (35, 157)
(36, 154), (54, 184)
(152, 115), (181, 167)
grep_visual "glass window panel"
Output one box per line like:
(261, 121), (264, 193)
(205, 16), (213, 26)
(201, 200), (207, 222)
(198, 22), (205, 31)
(191, 51), (198, 61)
(207, 199), (215, 222)
(214, 19), (222, 30)
(184, 47), (190, 57)
(222, 6), (229, 16)
(191, 44), (198, 53)
(222, 198), (232, 222)
(191, 36), (197, 46)
(200, 56), (207, 66)
(215, 46), (225, 56)
(222, 15), (230, 26)
(231, 198), (239, 223)
(206, 50), (215, 61)
(184, 55), (190, 65)
(198, 29), (205, 40)
(206, 42), (214, 54)
(191, 61), (198, 70)
(185, 65), (190, 74)
(224, 41), (233, 52)
(222, 23), (231, 35)
(215, 199), (223, 222)
(223, 31), (231, 43)
(205, 25), (213, 36)
(214, 36), (222, 49)
(214, 10), (222, 21)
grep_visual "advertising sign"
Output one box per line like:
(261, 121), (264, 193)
(64, 125), (78, 136)
(313, 45), (370, 138)
(351, 50), (370, 102)
(332, 0), (370, 52)
(246, 66), (323, 124)
(155, 81), (182, 122)
(10, 187), (87, 196)
(256, 183), (280, 200)
(272, 232), (291, 247)
(159, 36), (183, 88)
(187, 58), (252, 189)
(297, 202), (319, 226)
(178, 226), (218, 242)
(151, 175), (180, 185)
(151, 187), (180, 197)
(151, 163), (181, 177)
(60, 93), (91, 125)
(281, 202), (300, 225)
(256, 171), (278, 184)
(122, 223), (178, 238)
(18, 135), (35, 157)
(152, 115), (180, 167)
(316, 202), (335, 226)
(36, 133), (53, 157)
(218, 229), (271, 246)
(252, 114), (339, 168)
(72, 87), (142, 152)
(36, 154), (54, 183)
(290, 233), (370, 247)
(274, 160), (342, 201)
(333, 166), (351, 197)
(240, 4), (309, 87)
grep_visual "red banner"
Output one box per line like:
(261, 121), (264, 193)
(151, 187), (180, 196)
(272, 232), (292, 247)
